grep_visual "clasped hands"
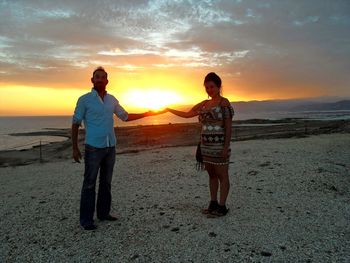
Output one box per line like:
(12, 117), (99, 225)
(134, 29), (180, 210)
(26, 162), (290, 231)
(144, 108), (169, 117)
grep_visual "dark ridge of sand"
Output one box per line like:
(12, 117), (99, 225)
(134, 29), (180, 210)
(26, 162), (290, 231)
(0, 118), (349, 167)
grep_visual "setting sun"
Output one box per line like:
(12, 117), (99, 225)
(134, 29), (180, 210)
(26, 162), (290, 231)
(120, 89), (184, 111)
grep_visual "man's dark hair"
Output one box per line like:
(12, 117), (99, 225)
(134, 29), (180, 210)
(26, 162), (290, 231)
(92, 66), (108, 78)
(204, 72), (221, 88)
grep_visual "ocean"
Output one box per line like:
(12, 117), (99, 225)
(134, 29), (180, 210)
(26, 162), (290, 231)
(1, 110), (350, 151)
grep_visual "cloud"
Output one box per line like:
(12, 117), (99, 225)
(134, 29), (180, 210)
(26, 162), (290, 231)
(0, 0), (349, 98)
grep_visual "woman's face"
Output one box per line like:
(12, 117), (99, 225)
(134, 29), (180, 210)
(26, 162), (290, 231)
(204, 81), (220, 98)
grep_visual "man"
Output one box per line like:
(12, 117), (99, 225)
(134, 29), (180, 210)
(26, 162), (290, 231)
(72, 67), (165, 230)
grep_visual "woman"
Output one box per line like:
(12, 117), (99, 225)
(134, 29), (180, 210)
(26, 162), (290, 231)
(167, 72), (234, 217)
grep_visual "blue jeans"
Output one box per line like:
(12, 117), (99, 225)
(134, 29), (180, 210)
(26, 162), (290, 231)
(80, 144), (116, 227)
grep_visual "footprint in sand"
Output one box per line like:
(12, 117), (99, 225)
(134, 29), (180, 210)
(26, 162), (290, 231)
(259, 161), (271, 167)
(261, 251), (272, 257)
(248, 170), (259, 176)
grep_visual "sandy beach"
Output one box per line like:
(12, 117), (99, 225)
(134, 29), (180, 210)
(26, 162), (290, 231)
(0, 122), (349, 262)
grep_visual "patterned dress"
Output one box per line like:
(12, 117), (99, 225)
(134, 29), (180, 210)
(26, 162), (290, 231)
(198, 101), (235, 165)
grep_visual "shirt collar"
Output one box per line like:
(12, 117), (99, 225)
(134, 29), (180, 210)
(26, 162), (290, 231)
(91, 88), (107, 97)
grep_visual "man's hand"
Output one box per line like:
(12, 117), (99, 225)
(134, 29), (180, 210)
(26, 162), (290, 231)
(126, 109), (168, 121)
(71, 123), (82, 163)
(73, 148), (82, 163)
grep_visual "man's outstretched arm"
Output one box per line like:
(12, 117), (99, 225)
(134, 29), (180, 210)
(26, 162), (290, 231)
(125, 109), (167, 122)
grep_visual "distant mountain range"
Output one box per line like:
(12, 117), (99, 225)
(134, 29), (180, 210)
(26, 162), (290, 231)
(231, 99), (350, 113)
(175, 97), (350, 113)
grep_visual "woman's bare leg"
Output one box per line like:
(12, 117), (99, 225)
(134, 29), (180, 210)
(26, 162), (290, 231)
(214, 164), (230, 205)
(206, 163), (218, 201)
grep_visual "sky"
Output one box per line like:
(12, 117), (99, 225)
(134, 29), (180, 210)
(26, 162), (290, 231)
(0, 0), (349, 115)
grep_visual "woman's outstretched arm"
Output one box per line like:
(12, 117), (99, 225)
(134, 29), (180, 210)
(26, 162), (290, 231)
(167, 101), (206, 118)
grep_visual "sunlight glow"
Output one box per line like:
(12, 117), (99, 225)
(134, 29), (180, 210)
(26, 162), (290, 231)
(120, 89), (183, 111)
(0, 86), (85, 116)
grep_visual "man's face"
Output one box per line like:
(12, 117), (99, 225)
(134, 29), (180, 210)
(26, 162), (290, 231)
(91, 70), (108, 91)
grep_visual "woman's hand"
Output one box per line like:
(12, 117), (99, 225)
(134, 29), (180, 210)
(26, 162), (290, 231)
(155, 108), (168, 115)
(221, 148), (229, 159)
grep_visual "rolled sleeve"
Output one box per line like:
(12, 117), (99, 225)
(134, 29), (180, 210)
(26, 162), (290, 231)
(114, 100), (128, 121)
(72, 97), (86, 126)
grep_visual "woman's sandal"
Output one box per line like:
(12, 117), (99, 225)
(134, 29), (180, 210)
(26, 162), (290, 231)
(207, 204), (229, 218)
(201, 200), (219, 215)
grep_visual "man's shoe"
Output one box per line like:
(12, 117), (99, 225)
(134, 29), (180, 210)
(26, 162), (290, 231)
(83, 224), (97, 230)
(98, 215), (118, 221)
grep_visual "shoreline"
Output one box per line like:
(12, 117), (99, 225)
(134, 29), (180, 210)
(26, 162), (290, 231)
(0, 118), (349, 167)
